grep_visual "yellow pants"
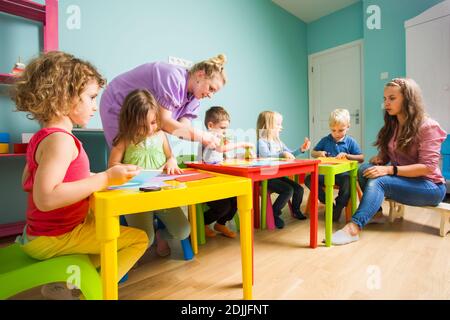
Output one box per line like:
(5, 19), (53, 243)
(20, 213), (148, 282)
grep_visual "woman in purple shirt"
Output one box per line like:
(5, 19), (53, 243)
(100, 54), (227, 148)
(332, 78), (447, 245)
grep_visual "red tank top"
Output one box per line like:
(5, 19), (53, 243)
(24, 128), (91, 236)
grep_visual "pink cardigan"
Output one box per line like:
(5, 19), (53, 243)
(387, 117), (447, 184)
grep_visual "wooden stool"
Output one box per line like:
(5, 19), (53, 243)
(388, 200), (450, 237)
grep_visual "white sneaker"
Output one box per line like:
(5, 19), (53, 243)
(331, 229), (359, 245)
(41, 283), (81, 300)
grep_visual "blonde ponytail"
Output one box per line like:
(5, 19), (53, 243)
(189, 53), (227, 84)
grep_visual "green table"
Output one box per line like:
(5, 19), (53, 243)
(317, 158), (359, 247)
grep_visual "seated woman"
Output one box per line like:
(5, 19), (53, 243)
(332, 78), (447, 245)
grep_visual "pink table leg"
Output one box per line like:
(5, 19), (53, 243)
(309, 165), (319, 248)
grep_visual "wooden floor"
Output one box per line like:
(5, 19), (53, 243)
(4, 195), (450, 300)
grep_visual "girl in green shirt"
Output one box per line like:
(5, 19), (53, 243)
(109, 89), (190, 257)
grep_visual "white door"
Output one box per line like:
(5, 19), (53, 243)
(308, 40), (363, 150)
(406, 1), (450, 132)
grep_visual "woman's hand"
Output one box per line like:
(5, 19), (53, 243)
(369, 155), (385, 165)
(300, 137), (311, 152)
(163, 157), (183, 175)
(362, 165), (390, 179)
(106, 164), (141, 186)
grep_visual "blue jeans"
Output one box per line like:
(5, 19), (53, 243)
(304, 172), (350, 208)
(352, 163), (446, 229)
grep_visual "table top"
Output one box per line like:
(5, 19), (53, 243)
(91, 170), (252, 216)
(187, 158), (320, 179)
(316, 157), (359, 175)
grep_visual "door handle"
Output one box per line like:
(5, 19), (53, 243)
(350, 109), (360, 125)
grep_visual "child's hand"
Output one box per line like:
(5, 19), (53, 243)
(317, 151), (328, 157)
(163, 157), (183, 175)
(300, 137), (311, 152)
(281, 151), (295, 160)
(106, 164), (140, 186)
(202, 131), (221, 149)
(336, 152), (348, 160)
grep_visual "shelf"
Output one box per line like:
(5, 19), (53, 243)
(0, 153), (26, 157)
(0, 0), (58, 52)
(0, 0), (46, 23)
(0, 220), (26, 238)
(0, 73), (18, 85)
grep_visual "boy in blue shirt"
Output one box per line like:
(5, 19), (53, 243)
(305, 108), (364, 222)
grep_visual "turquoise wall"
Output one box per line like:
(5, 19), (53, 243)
(57, 0), (309, 150)
(0, 0), (308, 224)
(362, 0), (443, 157)
(307, 1), (363, 55)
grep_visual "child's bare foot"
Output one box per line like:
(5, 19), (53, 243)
(41, 283), (81, 300)
(205, 225), (216, 238)
(214, 223), (236, 238)
(155, 230), (171, 257)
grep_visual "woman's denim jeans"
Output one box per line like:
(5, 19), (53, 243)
(352, 163), (446, 229)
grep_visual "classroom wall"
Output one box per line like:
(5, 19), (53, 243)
(307, 1), (363, 55)
(0, 0), (308, 224)
(362, 0), (443, 157)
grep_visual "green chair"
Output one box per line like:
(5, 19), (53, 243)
(0, 243), (102, 300)
(177, 154), (197, 169)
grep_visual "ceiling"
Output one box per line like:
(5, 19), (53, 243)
(272, 0), (360, 23)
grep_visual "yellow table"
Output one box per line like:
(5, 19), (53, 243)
(90, 170), (253, 300)
(317, 157), (359, 247)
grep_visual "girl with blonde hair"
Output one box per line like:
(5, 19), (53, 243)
(256, 111), (311, 228)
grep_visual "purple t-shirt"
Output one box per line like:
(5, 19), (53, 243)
(100, 62), (200, 147)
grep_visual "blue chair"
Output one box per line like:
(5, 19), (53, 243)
(120, 215), (193, 261)
(441, 134), (450, 180)
(154, 217), (194, 260)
